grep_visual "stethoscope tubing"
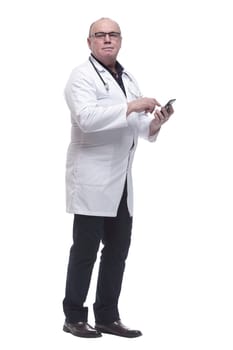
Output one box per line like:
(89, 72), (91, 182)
(89, 57), (109, 91)
(88, 56), (137, 96)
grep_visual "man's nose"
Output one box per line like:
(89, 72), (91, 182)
(104, 33), (111, 42)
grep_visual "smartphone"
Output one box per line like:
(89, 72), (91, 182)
(164, 99), (176, 111)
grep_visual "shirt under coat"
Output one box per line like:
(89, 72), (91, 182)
(65, 57), (159, 217)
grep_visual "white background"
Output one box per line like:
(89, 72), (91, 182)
(0, 0), (232, 349)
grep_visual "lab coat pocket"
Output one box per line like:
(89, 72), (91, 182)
(96, 92), (110, 103)
(74, 158), (111, 186)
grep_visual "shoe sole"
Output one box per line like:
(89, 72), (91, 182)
(63, 325), (102, 338)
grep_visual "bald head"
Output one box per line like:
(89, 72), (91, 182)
(88, 17), (121, 37)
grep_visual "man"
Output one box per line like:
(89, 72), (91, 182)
(63, 17), (174, 338)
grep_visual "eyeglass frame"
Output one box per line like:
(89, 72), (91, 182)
(89, 31), (121, 39)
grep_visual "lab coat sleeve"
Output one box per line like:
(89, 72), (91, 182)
(127, 112), (160, 142)
(65, 69), (128, 133)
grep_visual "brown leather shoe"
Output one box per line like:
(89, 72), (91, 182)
(95, 320), (142, 338)
(63, 321), (102, 338)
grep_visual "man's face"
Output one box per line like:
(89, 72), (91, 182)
(87, 19), (122, 65)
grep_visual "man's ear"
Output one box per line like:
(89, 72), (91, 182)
(87, 38), (91, 49)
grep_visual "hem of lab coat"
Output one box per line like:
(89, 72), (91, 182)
(66, 208), (118, 217)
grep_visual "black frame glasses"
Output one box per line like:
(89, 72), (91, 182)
(90, 32), (121, 39)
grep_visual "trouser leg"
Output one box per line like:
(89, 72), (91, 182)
(94, 184), (133, 324)
(63, 214), (104, 323)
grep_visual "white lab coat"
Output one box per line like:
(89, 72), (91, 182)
(65, 57), (159, 217)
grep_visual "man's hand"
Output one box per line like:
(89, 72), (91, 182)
(149, 104), (174, 136)
(127, 98), (160, 116)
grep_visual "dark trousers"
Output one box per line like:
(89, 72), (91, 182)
(63, 183), (132, 324)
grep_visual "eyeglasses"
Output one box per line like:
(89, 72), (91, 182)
(90, 32), (121, 39)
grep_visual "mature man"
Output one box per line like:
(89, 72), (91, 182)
(63, 17), (174, 338)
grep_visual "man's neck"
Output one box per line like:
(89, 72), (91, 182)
(91, 54), (116, 73)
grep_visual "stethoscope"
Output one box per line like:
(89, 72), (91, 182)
(88, 56), (136, 94)
(89, 57), (110, 92)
